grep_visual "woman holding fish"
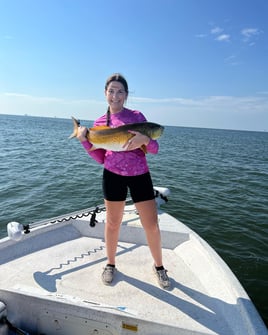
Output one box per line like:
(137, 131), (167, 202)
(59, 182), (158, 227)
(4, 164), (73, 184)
(75, 73), (170, 289)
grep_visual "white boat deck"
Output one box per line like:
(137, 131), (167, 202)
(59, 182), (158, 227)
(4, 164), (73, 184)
(0, 205), (266, 335)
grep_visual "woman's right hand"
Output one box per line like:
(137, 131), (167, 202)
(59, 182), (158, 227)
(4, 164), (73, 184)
(77, 126), (88, 142)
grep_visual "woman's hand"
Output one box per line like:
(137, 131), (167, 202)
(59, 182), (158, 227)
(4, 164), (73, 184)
(123, 131), (150, 151)
(77, 126), (88, 142)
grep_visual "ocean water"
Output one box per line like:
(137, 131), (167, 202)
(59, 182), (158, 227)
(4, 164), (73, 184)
(0, 114), (267, 326)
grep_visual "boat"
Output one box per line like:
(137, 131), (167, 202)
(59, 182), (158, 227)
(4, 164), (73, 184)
(0, 187), (267, 335)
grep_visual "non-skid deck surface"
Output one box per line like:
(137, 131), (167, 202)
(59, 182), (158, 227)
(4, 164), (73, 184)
(0, 230), (232, 334)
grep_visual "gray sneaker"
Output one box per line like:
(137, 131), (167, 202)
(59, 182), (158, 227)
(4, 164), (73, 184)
(102, 265), (116, 285)
(153, 266), (170, 289)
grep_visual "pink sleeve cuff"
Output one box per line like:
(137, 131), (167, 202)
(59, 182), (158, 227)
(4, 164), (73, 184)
(81, 140), (93, 151)
(146, 139), (159, 154)
(81, 140), (105, 164)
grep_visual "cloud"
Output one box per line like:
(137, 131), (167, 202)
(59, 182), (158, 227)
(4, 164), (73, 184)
(0, 92), (105, 120)
(224, 54), (241, 66)
(129, 94), (268, 131)
(129, 96), (195, 105)
(3, 92), (267, 114)
(241, 28), (262, 45)
(210, 26), (223, 34)
(130, 94), (268, 111)
(2, 92), (102, 105)
(215, 34), (230, 42)
(241, 28), (259, 38)
(3, 92), (65, 103)
(200, 25), (231, 42)
(1, 92), (267, 131)
(195, 33), (207, 38)
(199, 24), (262, 46)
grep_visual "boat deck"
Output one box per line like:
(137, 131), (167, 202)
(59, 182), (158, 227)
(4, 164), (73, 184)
(0, 206), (264, 335)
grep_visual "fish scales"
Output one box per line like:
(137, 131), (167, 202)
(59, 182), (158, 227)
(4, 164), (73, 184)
(70, 117), (164, 152)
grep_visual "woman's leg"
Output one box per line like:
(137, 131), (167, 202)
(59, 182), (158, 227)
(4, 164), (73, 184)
(134, 199), (163, 267)
(135, 199), (170, 289)
(104, 200), (125, 265)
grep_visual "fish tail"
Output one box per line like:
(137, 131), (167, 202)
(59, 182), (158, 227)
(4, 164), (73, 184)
(69, 116), (79, 139)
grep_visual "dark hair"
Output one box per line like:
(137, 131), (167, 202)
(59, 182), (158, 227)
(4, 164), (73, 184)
(105, 73), (129, 95)
(105, 73), (129, 126)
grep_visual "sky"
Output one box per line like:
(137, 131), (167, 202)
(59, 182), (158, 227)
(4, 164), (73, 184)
(0, 0), (268, 131)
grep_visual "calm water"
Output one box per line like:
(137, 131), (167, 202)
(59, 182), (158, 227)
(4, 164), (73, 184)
(0, 114), (267, 326)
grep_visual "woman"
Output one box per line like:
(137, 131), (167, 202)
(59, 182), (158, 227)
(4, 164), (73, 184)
(77, 73), (170, 289)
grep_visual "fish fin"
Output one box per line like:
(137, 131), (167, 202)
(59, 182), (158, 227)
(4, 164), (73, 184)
(69, 116), (79, 139)
(141, 145), (147, 154)
(90, 125), (111, 131)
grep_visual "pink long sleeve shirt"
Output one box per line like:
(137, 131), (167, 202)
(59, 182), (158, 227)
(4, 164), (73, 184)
(81, 108), (159, 176)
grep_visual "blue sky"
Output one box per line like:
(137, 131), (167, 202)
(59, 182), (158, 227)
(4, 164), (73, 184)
(1, 0), (267, 131)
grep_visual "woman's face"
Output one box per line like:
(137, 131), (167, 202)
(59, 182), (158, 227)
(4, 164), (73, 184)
(105, 81), (127, 113)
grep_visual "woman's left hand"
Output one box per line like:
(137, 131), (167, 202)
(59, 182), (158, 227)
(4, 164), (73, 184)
(123, 131), (150, 151)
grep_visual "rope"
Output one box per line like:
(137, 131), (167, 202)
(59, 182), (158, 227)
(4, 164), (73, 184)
(22, 191), (168, 235)
(22, 205), (107, 234)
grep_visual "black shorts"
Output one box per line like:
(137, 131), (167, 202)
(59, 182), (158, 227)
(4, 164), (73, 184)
(102, 169), (155, 203)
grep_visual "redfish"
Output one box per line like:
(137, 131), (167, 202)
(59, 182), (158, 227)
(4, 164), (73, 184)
(69, 117), (164, 152)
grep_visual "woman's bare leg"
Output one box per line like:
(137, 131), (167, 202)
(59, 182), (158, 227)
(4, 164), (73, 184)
(104, 200), (125, 265)
(134, 199), (163, 266)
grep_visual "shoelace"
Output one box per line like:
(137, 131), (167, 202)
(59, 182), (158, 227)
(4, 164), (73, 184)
(158, 269), (168, 281)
